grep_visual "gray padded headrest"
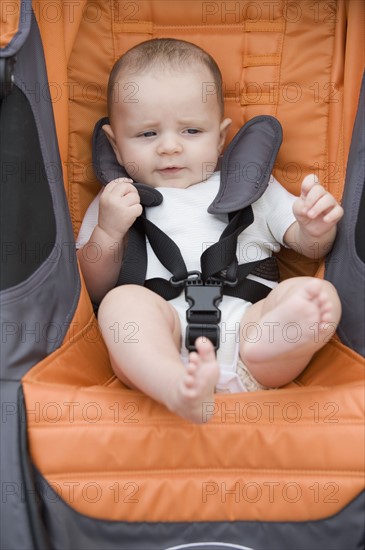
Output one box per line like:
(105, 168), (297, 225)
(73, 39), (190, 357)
(92, 117), (163, 207)
(208, 115), (282, 214)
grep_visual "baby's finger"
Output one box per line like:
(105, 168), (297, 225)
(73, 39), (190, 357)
(104, 178), (134, 193)
(323, 204), (344, 224)
(305, 192), (336, 218)
(123, 183), (140, 197)
(301, 183), (327, 213)
(122, 190), (141, 207)
(114, 182), (138, 198)
(300, 173), (320, 198)
(129, 203), (143, 219)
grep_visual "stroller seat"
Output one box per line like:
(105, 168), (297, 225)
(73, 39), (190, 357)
(1, 1), (364, 549)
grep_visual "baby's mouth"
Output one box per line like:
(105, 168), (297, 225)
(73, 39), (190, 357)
(158, 167), (184, 174)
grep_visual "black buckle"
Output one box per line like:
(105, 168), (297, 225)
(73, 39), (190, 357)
(170, 270), (201, 288)
(184, 276), (223, 352)
(186, 324), (221, 352)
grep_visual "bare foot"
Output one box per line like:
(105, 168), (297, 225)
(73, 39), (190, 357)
(243, 279), (335, 366)
(167, 337), (219, 423)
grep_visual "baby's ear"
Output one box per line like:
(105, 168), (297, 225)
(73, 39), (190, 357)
(102, 124), (123, 165)
(218, 118), (232, 153)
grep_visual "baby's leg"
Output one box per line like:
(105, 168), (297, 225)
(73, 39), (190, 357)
(98, 285), (219, 423)
(239, 277), (341, 388)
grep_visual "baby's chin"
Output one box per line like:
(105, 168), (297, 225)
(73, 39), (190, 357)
(138, 171), (203, 189)
(154, 180), (201, 189)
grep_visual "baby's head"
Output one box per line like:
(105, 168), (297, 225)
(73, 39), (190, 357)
(103, 38), (231, 188)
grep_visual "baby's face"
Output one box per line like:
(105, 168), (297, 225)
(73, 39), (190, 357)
(105, 67), (231, 188)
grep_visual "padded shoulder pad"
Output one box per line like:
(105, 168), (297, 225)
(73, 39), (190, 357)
(92, 117), (162, 207)
(208, 115), (282, 214)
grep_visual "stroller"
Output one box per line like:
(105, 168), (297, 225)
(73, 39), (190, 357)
(1, 1), (364, 548)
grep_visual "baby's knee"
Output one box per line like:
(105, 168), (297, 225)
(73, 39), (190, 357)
(98, 284), (145, 318)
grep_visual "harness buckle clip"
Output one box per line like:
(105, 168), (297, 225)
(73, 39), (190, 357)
(184, 278), (223, 352)
(170, 270), (201, 288)
(210, 274), (238, 287)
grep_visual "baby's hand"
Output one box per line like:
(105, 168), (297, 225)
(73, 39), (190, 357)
(292, 174), (344, 237)
(98, 178), (142, 241)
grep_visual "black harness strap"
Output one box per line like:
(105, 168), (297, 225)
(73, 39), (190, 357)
(144, 258), (277, 303)
(116, 217), (147, 287)
(117, 213), (188, 287)
(141, 216), (188, 281)
(200, 207), (254, 282)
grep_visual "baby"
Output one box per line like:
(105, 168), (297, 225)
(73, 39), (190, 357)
(77, 38), (343, 423)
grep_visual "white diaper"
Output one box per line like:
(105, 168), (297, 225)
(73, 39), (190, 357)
(215, 345), (268, 394)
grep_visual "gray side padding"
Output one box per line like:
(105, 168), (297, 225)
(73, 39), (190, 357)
(34, 471), (365, 550)
(0, 12), (80, 378)
(0, 382), (36, 550)
(325, 72), (365, 357)
(0, 10), (80, 550)
(0, 0), (32, 58)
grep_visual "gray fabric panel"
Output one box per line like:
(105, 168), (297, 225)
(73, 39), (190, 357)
(34, 471), (365, 550)
(325, 72), (365, 356)
(0, 0), (32, 58)
(0, 11), (80, 380)
(0, 382), (35, 550)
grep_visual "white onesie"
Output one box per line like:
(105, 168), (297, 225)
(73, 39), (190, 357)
(77, 172), (297, 392)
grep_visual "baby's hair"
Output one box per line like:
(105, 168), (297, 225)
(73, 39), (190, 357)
(107, 38), (224, 117)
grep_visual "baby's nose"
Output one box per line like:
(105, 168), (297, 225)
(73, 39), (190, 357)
(157, 133), (182, 154)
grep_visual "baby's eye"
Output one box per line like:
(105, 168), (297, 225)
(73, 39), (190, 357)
(140, 131), (156, 138)
(185, 128), (200, 135)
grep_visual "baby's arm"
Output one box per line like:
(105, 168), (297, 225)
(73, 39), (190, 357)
(283, 174), (344, 258)
(77, 178), (142, 304)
